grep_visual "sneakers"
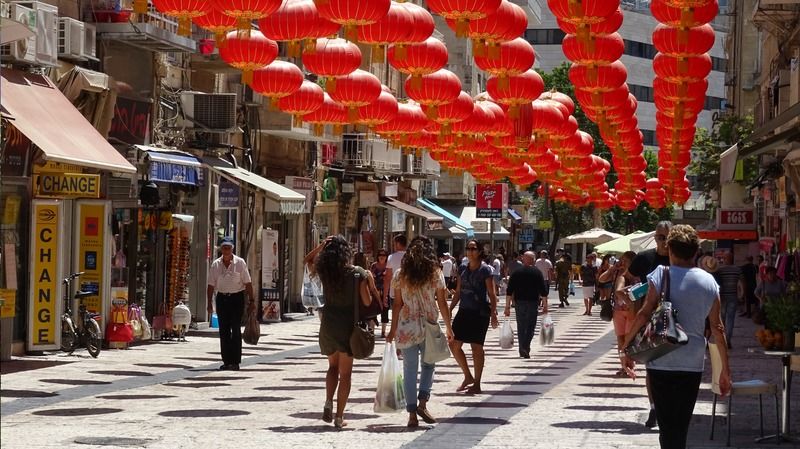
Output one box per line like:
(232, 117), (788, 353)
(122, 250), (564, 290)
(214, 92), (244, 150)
(645, 409), (657, 428)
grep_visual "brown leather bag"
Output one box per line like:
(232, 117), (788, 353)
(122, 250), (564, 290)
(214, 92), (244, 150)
(349, 271), (375, 359)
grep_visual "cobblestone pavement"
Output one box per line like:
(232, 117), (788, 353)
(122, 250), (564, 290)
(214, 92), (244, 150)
(1, 290), (797, 449)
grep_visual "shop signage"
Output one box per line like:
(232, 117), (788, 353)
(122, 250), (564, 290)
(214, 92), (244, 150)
(538, 220), (553, 230)
(0, 289), (16, 318)
(109, 96), (151, 145)
(519, 225), (535, 244)
(2, 195), (21, 225)
(75, 202), (107, 315)
(218, 178), (239, 209)
(471, 220), (489, 233)
(29, 201), (62, 350)
(1, 124), (30, 177)
(34, 173), (101, 198)
(285, 176), (314, 214)
(391, 210), (406, 232)
(359, 190), (379, 208)
(716, 208), (755, 230)
(261, 229), (279, 290)
(476, 184), (508, 219)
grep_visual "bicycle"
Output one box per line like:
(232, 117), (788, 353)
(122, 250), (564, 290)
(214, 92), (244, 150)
(60, 272), (102, 358)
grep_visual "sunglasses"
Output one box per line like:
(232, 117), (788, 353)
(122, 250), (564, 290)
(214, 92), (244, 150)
(655, 235), (668, 242)
(466, 247), (480, 251)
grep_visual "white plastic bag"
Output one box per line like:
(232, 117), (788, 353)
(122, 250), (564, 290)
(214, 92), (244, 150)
(499, 318), (514, 349)
(373, 342), (406, 413)
(140, 316), (152, 341)
(540, 314), (554, 346)
(301, 266), (324, 309)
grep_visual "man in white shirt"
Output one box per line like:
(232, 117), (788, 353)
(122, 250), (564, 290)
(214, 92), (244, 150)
(207, 237), (255, 371)
(534, 250), (555, 293)
(441, 252), (454, 290)
(383, 234), (407, 313)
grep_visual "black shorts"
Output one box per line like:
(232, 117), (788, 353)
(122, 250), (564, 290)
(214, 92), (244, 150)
(452, 307), (490, 345)
(445, 276), (456, 290)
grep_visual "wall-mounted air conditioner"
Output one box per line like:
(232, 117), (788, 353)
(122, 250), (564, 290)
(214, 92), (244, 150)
(0, 4), (36, 63)
(57, 17), (83, 60)
(12, 1), (58, 66)
(83, 22), (96, 59)
(179, 92), (238, 131)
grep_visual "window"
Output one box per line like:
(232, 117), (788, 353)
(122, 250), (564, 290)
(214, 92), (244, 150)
(629, 84), (655, 103)
(624, 40), (657, 59)
(641, 129), (656, 146)
(524, 29), (565, 45)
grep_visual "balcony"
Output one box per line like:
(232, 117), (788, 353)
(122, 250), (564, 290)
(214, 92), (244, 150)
(87, 5), (196, 53)
(336, 133), (403, 175)
(752, 0), (800, 38)
(258, 108), (339, 142)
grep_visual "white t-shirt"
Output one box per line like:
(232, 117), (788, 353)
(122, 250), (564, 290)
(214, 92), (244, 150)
(386, 250), (405, 297)
(492, 258), (502, 277)
(441, 258), (454, 277)
(535, 258), (553, 280)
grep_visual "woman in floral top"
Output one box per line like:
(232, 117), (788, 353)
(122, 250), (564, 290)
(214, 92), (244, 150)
(387, 235), (454, 428)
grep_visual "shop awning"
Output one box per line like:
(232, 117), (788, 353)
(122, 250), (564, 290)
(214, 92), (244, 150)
(720, 143), (739, 183)
(0, 68), (136, 174)
(417, 198), (475, 239)
(458, 206), (510, 241)
(138, 146), (201, 185)
(204, 157), (306, 215)
(381, 198), (443, 230)
(507, 208), (523, 224)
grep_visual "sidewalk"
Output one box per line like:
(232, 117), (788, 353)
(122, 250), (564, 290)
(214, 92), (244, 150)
(0, 290), (796, 449)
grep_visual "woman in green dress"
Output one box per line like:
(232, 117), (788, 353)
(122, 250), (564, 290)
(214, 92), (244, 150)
(315, 235), (371, 429)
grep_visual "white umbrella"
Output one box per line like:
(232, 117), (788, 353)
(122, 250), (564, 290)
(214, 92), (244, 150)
(561, 228), (623, 246)
(594, 231), (647, 254)
(630, 231), (656, 253)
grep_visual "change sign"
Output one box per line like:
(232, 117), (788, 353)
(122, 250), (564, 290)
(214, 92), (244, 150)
(29, 201), (62, 350)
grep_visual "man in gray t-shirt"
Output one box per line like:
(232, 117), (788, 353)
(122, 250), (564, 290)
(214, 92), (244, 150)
(713, 253), (742, 347)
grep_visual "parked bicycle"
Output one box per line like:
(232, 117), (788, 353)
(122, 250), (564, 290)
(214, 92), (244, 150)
(60, 272), (102, 358)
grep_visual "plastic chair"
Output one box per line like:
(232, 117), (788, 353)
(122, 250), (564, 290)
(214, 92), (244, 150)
(708, 343), (779, 446)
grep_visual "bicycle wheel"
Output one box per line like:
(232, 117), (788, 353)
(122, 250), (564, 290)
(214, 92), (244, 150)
(85, 319), (102, 358)
(60, 316), (77, 354)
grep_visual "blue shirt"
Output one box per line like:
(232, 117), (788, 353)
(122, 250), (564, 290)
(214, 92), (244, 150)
(646, 265), (719, 373)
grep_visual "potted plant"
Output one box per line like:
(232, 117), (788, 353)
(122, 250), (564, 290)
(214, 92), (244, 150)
(764, 294), (800, 351)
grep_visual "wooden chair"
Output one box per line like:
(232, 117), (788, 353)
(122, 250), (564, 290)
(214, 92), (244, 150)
(708, 343), (779, 446)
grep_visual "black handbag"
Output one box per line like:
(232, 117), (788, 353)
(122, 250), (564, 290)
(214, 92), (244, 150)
(600, 299), (613, 322)
(349, 271), (375, 359)
(359, 275), (383, 320)
(624, 267), (689, 363)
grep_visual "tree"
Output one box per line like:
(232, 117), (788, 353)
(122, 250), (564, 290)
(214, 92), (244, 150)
(689, 114), (755, 203)
(533, 63), (671, 248)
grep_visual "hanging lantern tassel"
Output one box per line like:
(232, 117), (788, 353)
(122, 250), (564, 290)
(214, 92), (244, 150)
(237, 18), (252, 33)
(472, 39), (487, 57)
(178, 18), (191, 37)
(371, 45), (385, 64)
(508, 104), (520, 118)
(326, 77), (337, 93)
(313, 123), (324, 135)
(441, 123), (451, 136)
(214, 31), (227, 48)
(425, 105), (438, 120)
(293, 114), (304, 127)
(348, 106), (359, 122)
(267, 97), (279, 111)
(455, 19), (469, 38)
(587, 65), (598, 83)
(677, 56), (689, 74)
(680, 8), (695, 29)
(241, 68), (254, 85)
(333, 124), (343, 135)
(498, 75), (510, 90)
(304, 38), (317, 54)
(488, 42), (502, 60)
(344, 24), (358, 43)
(288, 40), (301, 58)
(133, 0), (148, 14)
(678, 27), (689, 45)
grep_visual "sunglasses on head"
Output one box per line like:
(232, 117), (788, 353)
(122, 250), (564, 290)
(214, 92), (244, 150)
(655, 235), (667, 242)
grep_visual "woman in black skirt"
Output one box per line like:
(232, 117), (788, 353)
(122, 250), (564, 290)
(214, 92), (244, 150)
(449, 239), (499, 394)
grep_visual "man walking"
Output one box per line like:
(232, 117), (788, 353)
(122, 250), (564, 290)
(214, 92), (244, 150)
(555, 253), (572, 307)
(207, 237), (255, 371)
(740, 256), (757, 318)
(715, 252), (743, 347)
(534, 250), (554, 294)
(505, 251), (549, 358)
(383, 234), (407, 313)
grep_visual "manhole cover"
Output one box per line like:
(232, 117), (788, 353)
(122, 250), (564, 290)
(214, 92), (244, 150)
(74, 437), (153, 446)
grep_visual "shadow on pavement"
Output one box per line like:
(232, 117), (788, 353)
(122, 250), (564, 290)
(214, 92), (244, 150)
(135, 363), (192, 369)
(87, 370), (154, 377)
(32, 407), (123, 417)
(446, 401), (527, 408)
(158, 409), (250, 417)
(39, 379), (111, 386)
(257, 385), (325, 391)
(550, 420), (649, 435)
(97, 394), (177, 400)
(1, 389), (59, 398)
(266, 425), (351, 433)
(163, 382), (230, 388)
(290, 412), (379, 420)
(574, 392), (648, 399)
(213, 396), (293, 402)
(565, 405), (643, 412)
(0, 360), (71, 375)
(437, 417), (509, 425)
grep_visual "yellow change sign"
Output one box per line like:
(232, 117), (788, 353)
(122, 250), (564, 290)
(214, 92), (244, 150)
(30, 202), (60, 348)
(34, 173), (101, 198)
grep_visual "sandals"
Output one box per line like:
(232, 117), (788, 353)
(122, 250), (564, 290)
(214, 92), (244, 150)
(614, 369), (627, 377)
(322, 400), (333, 423)
(416, 407), (436, 424)
(334, 416), (347, 429)
(456, 379), (474, 392)
(465, 385), (482, 395)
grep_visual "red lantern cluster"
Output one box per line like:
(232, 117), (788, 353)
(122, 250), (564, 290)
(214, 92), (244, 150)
(259, 0), (341, 57)
(651, 0), (718, 205)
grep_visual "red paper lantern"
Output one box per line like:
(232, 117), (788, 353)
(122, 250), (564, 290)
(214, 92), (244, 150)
(399, 2), (435, 43)
(404, 69), (462, 115)
(556, 8), (623, 35)
(540, 90), (576, 116)
(452, 102), (494, 138)
(357, 1), (414, 63)
(219, 31), (279, 84)
(218, 0), (283, 31)
(427, 0), (502, 37)
(530, 99), (565, 137)
(259, 0), (341, 57)
(562, 33), (624, 65)
(486, 69), (544, 118)
(250, 60), (305, 106)
(356, 88), (398, 127)
(302, 92), (348, 134)
(455, 0), (527, 57)
(314, 0), (391, 42)
(278, 79), (325, 124)
(388, 37), (449, 86)
(424, 91), (473, 132)
(651, 0), (719, 28)
(569, 61), (628, 92)
(373, 102), (428, 140)
(653, 53), (712, 83)
(153, 0), (211, 36)
(303, 38), (362, 91)
(652, 24), (716, 56)
(193, 7), (236, 46)
(328, 69), (382, 119)
(474, 38), (535, 87)
(653, 78), (708, 100)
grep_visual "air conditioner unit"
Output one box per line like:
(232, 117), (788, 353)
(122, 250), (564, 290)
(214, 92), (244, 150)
(58, 17), (84, 60)
(0, 4), (36, 64)
(12, 1), (58, 66)
(179, 92), (238, 130)
(1, 2), (10, 18)
(83, 23), (97, 60)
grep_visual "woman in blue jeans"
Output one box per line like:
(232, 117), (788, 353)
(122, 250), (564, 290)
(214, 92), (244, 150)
(387, 236), (454, 428)
(623, 225), (732, 449)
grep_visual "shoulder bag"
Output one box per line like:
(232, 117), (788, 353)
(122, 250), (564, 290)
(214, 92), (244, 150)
(624, 267), (689, 363)
(423, 320), (450, 364)
(350, 270), (375, 359)
(599, 299), (613, 322)
(359, 272), (383, 320)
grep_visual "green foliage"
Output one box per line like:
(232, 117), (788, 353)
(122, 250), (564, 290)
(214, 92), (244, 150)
(764, 295), (800, 331)
(688, 114), (756, 199)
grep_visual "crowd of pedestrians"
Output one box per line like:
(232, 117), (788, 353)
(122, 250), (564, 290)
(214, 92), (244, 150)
(295, 220), (778, 449)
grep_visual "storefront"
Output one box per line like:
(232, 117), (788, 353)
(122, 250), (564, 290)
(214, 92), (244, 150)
(417, 198), (475, 257)
(0, 68), (137, 355)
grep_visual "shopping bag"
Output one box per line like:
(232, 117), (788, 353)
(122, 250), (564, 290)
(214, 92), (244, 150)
(301, 267), (324, 309)
(373, 342), (406, 413)
(540, 314), (554, 346)
(140, 316), (152, 340)
(242, 308), (261, 345)
(499, 318), (514, 349)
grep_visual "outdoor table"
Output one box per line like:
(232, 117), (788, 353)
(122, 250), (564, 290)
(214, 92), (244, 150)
(748, 348), (799, 443)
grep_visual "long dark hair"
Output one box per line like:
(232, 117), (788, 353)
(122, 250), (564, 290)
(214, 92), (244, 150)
(400, 235), (439, 288)
(315, 235), (351, 293)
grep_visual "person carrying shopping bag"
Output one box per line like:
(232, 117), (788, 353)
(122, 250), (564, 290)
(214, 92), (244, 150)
(386, 236), (454, 428)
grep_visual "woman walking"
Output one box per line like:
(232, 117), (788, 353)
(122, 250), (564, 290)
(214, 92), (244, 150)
(316, 235), (372, 429)
(597, 254), (614, 302)
(581, 253), (598, 315)
(612, 251), (637, 377)
(623, 225), (731, 449)
(450, 240), (499, 394)
(371, 249), (390, 337)
(386, 236), (454, 427)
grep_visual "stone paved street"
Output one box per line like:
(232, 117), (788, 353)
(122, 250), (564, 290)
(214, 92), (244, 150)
(1, 290), (797, 449)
